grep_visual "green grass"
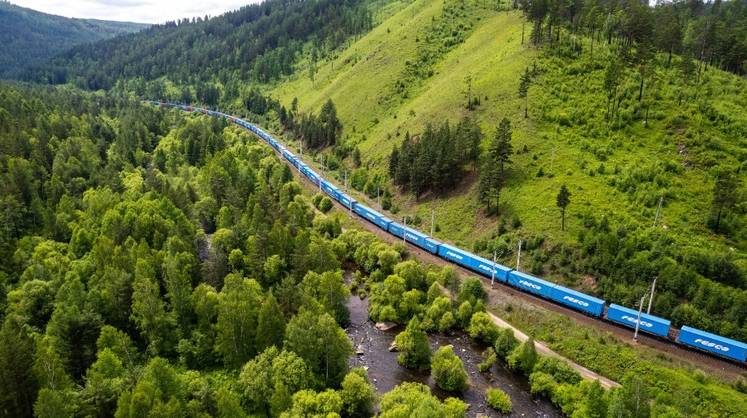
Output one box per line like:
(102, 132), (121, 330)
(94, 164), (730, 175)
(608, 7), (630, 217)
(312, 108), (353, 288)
(272, 2), (535, 243)
(268, 0), (747, 337)
(271, 1), (747, 278)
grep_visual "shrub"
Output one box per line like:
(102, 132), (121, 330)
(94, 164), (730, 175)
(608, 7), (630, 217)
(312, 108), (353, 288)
(529, 371), (557, 397)
(468, 312), (500, 345)
(507, 338), (538, 375)
(485, 388), (512, 414)
(494, 328), (518, 359)
(394, 317), (431, 370)
(533, 357), (581, 385)
(438, 311), (456, 333)
(478, 347), (496, 373)
(432, 345), (468, 392)
(318, 197), (333, 213)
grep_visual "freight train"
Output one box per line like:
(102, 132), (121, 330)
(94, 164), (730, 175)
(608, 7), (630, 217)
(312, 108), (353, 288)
(149, 101), (747, 365)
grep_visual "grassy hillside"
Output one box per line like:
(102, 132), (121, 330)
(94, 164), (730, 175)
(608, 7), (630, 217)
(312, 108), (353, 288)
(0, 1), (147, 78)
(270, 0), (747, 339)
(273, 0), (533, 237)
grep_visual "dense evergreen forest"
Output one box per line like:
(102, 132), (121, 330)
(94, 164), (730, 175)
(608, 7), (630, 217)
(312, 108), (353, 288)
(24, 0), (373, 91)
(0, 1), (147, 78)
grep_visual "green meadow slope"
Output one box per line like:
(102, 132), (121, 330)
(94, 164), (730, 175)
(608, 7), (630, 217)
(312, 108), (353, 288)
(273, 0), (535, 243)
(271, 0), (747, 338)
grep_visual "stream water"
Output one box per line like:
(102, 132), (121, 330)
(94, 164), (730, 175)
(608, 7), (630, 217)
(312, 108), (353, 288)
(346, 294), (560, 417)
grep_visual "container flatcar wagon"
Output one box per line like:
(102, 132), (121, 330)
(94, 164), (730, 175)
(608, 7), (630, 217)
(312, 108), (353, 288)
(387, 222), (440, 254)
(678, 326), (747, 362)
(551, 284), (606, 317)
(606, 304), (671, 338)
(508, 270), (556, 299)
(437, 244), (510, 282)
(353, 204), (392, 230)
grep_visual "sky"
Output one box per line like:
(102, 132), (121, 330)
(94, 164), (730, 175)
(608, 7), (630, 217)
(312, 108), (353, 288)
(9, 0), (261, 24)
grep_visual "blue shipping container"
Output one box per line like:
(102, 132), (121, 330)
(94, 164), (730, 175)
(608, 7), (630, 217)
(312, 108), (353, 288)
(678, 326), (747, 362)
(321, 180), (339, 200)
(508, 270), (555, 299)
(353, 204), (392, 230)
(551, 285), (606, 317)
(605, 304), (670, 337)
(338, 193), (356, 209)
(388, 223), (439, 254)
(282, 149), (296, 162)
(436, 244), (509, 282)
(305, 168), (321, 185)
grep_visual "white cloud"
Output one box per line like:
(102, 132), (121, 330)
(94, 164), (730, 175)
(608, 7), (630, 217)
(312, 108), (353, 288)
(9, 0), (261, 24)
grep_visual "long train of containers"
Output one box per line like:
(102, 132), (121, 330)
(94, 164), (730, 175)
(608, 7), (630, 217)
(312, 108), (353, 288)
(151, 101), (747, 365)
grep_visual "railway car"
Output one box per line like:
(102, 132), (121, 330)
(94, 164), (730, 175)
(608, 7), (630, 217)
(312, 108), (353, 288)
(508, 270), (556, 299)
(437, 244), (510, 282)
(551, 284), (605, 317)
(321, 180), (340, 200)
(303, 166), (321, 186)
(337, 193), (356, 210)
(387, 222), (440, 254)
(605, 304), (671, 338)
(353, 204), (393, 230)
(678, 326), (747, 362)
(282, 149), (298, 167)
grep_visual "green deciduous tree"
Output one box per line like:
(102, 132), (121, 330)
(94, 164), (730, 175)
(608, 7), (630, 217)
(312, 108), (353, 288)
(130, 259), (176, 357)
(379, 382), (466, 418)
(340, 368), (376, 418)
(284, 309), (353, 388)
(215, 274), (263, 368)
(239, 346), (313, 416)
(256, 292), (286, 352)
(507, 337), (537, 375)
(300, 270), (350, 326)
(394, 317), (431, 371)
(431, 345), (468, 393)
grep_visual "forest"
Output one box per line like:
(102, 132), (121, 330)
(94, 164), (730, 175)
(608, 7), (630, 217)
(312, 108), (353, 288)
(23, 0), (373, 90)
(4, 83), (745, 418)
(2, 0), (747, 416)
(0, 1), (146, 79)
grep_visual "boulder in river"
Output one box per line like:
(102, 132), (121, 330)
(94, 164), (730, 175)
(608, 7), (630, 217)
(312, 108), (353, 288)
(375, 321), (398, 331)
(356, 345), (365, 355)
(388, 341), (398, 352)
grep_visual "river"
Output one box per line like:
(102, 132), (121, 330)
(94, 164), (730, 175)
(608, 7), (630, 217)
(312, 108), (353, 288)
(346, 293), (560, 417)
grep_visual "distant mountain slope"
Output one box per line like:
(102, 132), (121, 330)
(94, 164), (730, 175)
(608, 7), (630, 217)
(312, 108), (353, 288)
(24, 0), (374, 90)
(0, 1), (147, 78)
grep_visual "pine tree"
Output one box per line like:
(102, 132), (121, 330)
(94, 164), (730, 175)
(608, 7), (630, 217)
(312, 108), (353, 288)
(479, 118), (513, 215)
(556, 185), (571, 231)
(389, 146), (399, 179)
(519, 67), (531, 118)
(492, 118), (513, 177)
